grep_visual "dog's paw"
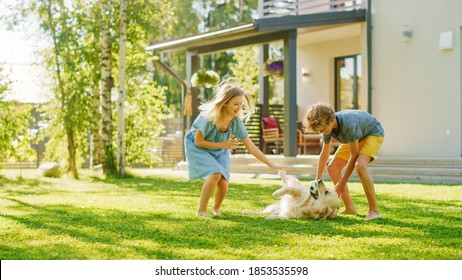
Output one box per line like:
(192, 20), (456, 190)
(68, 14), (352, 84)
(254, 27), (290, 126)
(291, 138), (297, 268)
(278, 170), (288, 184)
(272, 189), (283, 198)
(242, 210), (253, 215)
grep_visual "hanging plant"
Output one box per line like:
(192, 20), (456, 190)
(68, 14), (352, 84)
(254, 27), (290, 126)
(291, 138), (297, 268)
(263, 59), (284, 79)
(190, 69), (221, 88)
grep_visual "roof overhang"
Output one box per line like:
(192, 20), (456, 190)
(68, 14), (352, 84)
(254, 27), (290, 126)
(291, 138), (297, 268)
(146, 9), (366, 54)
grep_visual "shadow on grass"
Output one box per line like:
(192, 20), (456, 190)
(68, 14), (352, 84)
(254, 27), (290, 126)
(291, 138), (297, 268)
(1, 175), (461, 260)
(0, 176), (64, 196)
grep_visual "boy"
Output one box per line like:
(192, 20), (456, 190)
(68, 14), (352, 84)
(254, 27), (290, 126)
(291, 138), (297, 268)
(303, 102), (384, 220)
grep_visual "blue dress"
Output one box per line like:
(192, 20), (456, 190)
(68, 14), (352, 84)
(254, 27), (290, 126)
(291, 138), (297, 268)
(184, 115), (248, 182)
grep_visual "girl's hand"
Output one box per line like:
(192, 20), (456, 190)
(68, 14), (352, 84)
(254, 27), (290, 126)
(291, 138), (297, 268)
(269, 163), (289, 171)
(223, 138), (239, 149)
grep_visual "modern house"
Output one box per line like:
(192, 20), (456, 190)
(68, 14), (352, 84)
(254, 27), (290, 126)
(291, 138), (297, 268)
(147, 0), (462, 182)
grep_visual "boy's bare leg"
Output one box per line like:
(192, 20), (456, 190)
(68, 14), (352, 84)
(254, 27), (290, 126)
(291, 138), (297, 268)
(356, 154), (381, 220)
(197, 173), (221, 217)
(212, 177), (229, 215)
(327, 158), (357, 215)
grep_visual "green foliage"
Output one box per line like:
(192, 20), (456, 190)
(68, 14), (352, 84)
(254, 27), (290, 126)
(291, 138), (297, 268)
(124, 78), (168, 167)
(150, 0), (199, 115)
(202, 0), (258, 29)
(154, 0), (259, 114)
(0, 64), (12, 97)
(3, 0), (262, 171)
(27, 0), (96, 175)
(229, 47), (260, 98)
(0, 103), (35, 163)
(0, 65), (35, 164)
(190, 69), (221, 88)
(10, 0), (175, 171)
(0, 170), (461, 260)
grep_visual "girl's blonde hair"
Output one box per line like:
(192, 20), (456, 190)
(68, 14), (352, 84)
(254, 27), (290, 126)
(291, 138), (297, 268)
(303, 102), (335, 133)
(199, 77), (255, 123)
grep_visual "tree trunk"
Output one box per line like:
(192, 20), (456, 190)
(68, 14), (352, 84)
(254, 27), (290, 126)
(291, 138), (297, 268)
(46, 0), (79, 178)
(66, 127), (78, 179)
(117, 0), (128, 175)
(90, 88), (103, 168)
(100, 2), (117, 175)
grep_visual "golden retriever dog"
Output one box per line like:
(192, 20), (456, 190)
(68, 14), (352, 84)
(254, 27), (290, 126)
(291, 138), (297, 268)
(243, 171), (340, 220)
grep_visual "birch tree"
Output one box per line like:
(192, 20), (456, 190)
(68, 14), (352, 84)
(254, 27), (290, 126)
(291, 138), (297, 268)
(117, 0), (128, 175)
(100, 0), (117, 175)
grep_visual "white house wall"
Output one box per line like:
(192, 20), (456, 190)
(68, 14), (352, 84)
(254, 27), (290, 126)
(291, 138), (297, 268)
(371, 0), (462, 158)
(296, 1), (461, 159)
(296, 35), (362, 121)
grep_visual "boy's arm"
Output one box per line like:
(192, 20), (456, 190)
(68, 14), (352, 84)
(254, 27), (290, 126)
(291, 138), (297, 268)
(316, 141), (331, 180)
(335, 140), (359, 196)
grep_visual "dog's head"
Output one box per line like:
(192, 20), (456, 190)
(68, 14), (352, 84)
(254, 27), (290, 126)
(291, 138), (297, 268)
(307, 179), (340, 219)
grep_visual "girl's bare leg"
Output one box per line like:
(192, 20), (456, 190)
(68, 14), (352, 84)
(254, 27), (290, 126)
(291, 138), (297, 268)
(212, 177), (229, 215)
(197, 173), (221, 217)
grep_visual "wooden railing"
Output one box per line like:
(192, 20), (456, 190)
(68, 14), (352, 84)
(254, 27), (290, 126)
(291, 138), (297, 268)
(1, 162), (39, 169)
(259, 0), (364, 18)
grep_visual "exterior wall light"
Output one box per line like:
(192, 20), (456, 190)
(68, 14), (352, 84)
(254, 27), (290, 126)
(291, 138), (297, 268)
(301, 68), (310, 77)
(439, 31), (454, 50)
(403, 25), (413, 43)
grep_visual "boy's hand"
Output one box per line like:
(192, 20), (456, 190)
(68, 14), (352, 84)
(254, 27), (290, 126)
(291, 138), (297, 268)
(334, 181), (346, 198)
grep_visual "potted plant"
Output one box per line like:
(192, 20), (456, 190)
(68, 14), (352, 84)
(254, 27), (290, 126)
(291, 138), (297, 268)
(190, 69), (221, 88)
(263, 59), (283, 79)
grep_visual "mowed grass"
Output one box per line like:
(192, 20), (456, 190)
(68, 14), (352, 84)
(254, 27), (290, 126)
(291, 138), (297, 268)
(0, 169), (460, 260)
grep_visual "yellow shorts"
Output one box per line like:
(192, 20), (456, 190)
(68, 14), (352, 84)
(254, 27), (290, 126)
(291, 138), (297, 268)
(334, 135), (384, 162)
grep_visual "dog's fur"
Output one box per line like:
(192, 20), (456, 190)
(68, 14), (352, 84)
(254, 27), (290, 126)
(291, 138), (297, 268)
(243, 171), (340, 220)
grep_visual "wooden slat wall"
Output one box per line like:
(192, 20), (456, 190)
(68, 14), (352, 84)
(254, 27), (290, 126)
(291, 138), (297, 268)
(233, 104), (284, 154)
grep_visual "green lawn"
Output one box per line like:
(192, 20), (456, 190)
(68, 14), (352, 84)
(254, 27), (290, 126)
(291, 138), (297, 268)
(0, 169), (460, 260)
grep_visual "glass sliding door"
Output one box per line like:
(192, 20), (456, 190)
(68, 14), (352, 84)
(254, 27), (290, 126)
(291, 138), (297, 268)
(335, 55), (362, 111)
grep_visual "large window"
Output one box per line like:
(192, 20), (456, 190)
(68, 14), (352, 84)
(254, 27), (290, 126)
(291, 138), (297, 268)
(335, 54), (362, 111)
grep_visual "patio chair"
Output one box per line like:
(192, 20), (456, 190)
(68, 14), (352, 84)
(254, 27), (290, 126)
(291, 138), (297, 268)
(297, 129), (322, 154)
(261, 117), (283, 154)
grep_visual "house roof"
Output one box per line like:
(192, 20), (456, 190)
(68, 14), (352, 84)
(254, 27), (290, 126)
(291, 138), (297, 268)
(146, 9), (366, 54)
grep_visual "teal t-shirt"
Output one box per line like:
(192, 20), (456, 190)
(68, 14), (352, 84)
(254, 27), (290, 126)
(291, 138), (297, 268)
(184, 115), (248, 182)
(323, 110), (384, 144)
(190, 115), (248, 146)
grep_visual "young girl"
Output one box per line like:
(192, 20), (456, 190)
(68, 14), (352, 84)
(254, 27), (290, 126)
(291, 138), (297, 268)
(184, 79), (288, 217)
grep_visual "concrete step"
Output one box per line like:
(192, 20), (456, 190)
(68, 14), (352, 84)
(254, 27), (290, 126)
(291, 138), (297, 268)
(373, 157), (462, 168)
(177, 155), (462, 184)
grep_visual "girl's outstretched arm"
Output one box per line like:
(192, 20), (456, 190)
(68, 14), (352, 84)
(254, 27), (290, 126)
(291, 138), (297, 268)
(242, 137), (288, 171)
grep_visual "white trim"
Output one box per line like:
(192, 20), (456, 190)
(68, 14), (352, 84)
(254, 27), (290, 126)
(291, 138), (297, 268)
(145, 23), (255, 52)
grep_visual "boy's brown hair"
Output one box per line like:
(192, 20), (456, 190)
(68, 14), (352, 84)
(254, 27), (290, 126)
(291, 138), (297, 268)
(303, 102), (335, 133)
